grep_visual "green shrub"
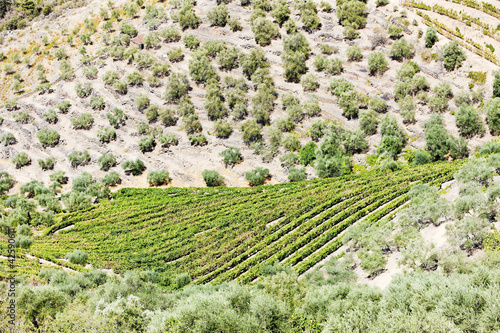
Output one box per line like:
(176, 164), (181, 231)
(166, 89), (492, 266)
(455, 105), (484, 138)
(214, 120), (233, 138)
(139, 135), (156, 153)
(202, 170), (224, 186)
(319, 44), (336, 55)
(167, 47), (184, 63)
(241, 119), (262, 144)
(337, 0), (368, 29)
(379, 115), (407, 155)
(184, 34), (200, 49)
(276, 116), (296, 132)
(12, 110), (30, 124)
(38, 157), (55, 171)
(97, 153), (116, 172)
(68, 151), (91, 168)
(367, 51), (388, 75)
(425, 27), (438, 48)
(228, 17), (243, 31)
(160, 108), (178, 127)
(221, 147), (243, 167)
(102, 171), (121, 187)
(245, 167), (270, 186)
(127, 71), (144, 86)
(442, 40), (465, 71)
(1, 132), (16, 146)
(158, 133), (179, 149)
(71, 113), (94, 130)
(485, 98), (500, 134)
(134, 94), (150, 112)
(106, 108), (127, 128)
(303, 95), (321, 118)
(398, 96), (415, 124)
(122, 159), (146, 176)
(325, 58), (343, 75)
(359, 109), (379, 135)
(103, 70), (120, 85)
(301, 73), (319, 92)
(83, 66), (98, 80)
(75, 82), (92, 98)
(390, 38), (414, 60)
(42, 109), (57, 124)
(387, 24), (402, 39)
(113, 81), (128, 95)
(280, 152), (299, 168)
(147, 170), (170, 186)
(282, 133), (301, 152)
(288, 167), (307, 182)
(251, 17), (280, 46)
(183, 114), (203, 134)
(120, 20), (138, 36)
(37, 129), (60, 147)
(55, 101), (71, 114)
(0, 172), (15, 195)
(66, 250), (88, 265)
(217, 46), (240, 70)
(299, 141), (317, 166)
(12, 152), (31, 168)
(189, 52), (218, 84)
(328, 78), (353, 97)
(49, 171), (68, 185)
(90, 95), (105, 110)
(164, 73), (190, 102)
(413, 150), (431, 165)
(208, 5), (228, 26)
(346, 45), (363, 61)
(177, 5), (201, 30)
(188, 133), (208, 146)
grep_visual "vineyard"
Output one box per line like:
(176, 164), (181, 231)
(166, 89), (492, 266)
(20, 162), (461, 285)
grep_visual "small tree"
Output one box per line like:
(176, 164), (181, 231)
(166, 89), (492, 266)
(97, 153), (116, 171)
(12, 152), (31, 168)
(367, 51), (388, 76)
(102, 172), (121, 187)
(493, 70), (500, 98)
(455, 105), (484, 138)
(66, 250), (88, 265)
(346, 45), (363, 61)
(122, 159), (146, 176)
(147, 170), (170, 186)
(139, 135), (156, 152)
(164, 73), (190, 102)
(245, 167), (270, 186)
(486, 98), (500, 134)
(425, 27), (438, 48)
(214, 120), (233, 138)
(241, 119), (262, 144)
(68, 151), (91, 168)
(359, 109), (379, 135)
(390, 38), (414, 61)
(301, 73), (319, 92)
(220, 147), (243, 167)
(442, 40), (465, 71)
(37, 129), (60, 147)
(202, 170), (224, 186)
(71, 113), (94, 130)
(288, 167), (306, 182)
(207, 5), (228, 26)
(299, 141), (317, 166)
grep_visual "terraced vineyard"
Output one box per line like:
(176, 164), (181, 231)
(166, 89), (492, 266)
(27, 162), (462, 285)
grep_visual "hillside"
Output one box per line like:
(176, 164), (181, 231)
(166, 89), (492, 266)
(0, 0), (499, 192)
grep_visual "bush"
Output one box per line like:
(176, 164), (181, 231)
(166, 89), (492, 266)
(282, 133), (301, 151)
(228, 17), (243, 31)
(102, 171), (121, 187)
(299, 141), (317, 166)
(202, 170), (224, 187)
(413, 150), (431, 165)
(12, 152), (30, 169)
(443, 40), (465, 71)
(303, 96), (321, 118)
(37, 129), (60, 147)
(241, 119), (262, 144)
(251, 17), (280, 46)
(83, 66), (98, 79)
(135, 94), (150, 112)
(68, 151), (91, 168)
(455, 105), (484, 138)
(272, 0), (290, 26)
(337, 0), (368, 29)
(214, 120), (233, 138)
(183, 114), (203, 134)
(485, 98), (500, 134)
(367, 51), (388, 76)
(300, 73), (319, 92)
(103, 70), (120, 85)
(97, 153), (116, 171)
(113, 81), (128, 95)
(221, 147), (243, 167)
(189, 52), (219, 84)
(167, 47), (184, 63)
(379, 115), (407, 156)
(288, 167), (307, 182)
(158, 133), (179, 149)
(425, 27), (438, 48)
(390, 38), (414, 60)
(177, 4), (201, 30)
(188, 133), (208, 146)
(217, 46), (240, 70)
(387, 24), (403, 39)
(120, 20), (138, 36)
(1, 132), (16, 146)
(276, 116), (296, 132)
(75, 82), (93, 98)
(147, 170), (170, 186)
(139, 135), (156, 153)
(38, 157), (55, 171)
(42, 109), (57, 124)
(346, 44), (363, 61)
(208, 5), (228, 26)
(71, 113), (94, 130)
(66, 250), (88, 266)
(493, 71), (500, 98)
(122, 159), (146, 176)
(359, 109), (379, 135)
(245, 167), (270, 186)
(398, 96), (415, 124)
(49, 171), (68, 185)
(164, 73), (190, 102)
(184, 34), (200, 49)
(0, 172), (15, 195)
(107, 108), (127, 128)
(328, 78), (353, 97)
(127, 71), (144, 86)
(319, 44), (336, 55)
(90, 95), (105, 110)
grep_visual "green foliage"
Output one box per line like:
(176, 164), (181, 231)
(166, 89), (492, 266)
(455, 105), (484, 138)
(299, 141), (317, 166)
(301, 73), (319, 92)
(241, 119), (262, 144)
(346, 44), (363, 61)
(202, 170), (224, 187)
(493, 71), (500, 98)
(379, 115), (407, 156)
(66, 250), (88, 265)
(387, 24), (402, 39)
(97, 153), (116, 172)
(485, 98), (500, 135)
(220, 147), (243, 167)
(122, 159), (146, 176)
(207, 5), (228, 26)
(217, 46), (241, 70)
(68, 151), (91, 168)
(251, 16), (280, 46)
(337, 0), (368, 29)
(42, 109), (58, 124)
(1, 132), (16, 146)
(443, 40), (466, 71)
(164, 73), (190, 102)
(272, 0), (290, 26)
(75, 82), (92, 98)
(37, 129), (60, 147)
(102, 171), (121, 187)
(139, 135), (156, 153)
(183, 114), (202, 134)
(367, 51), (388, 75)
(288, 167), (307, 182)
(359, 109), (379, 135)
(106, 108), (127, 128)
(425, 27), (438, 48)
(214, 120), (233, 138)
(390, 38), (414, 60)
(147, 170), (170, 187)
(282, 133), (301, 152)
(37, 157), (55, 171)
(71, 113), (94, 130)
(245, 167), (270, 186)
(12, 152), (31, 169)
(188, 133), (208, 146)
(183, 34), (200, 50)
(189, 52), (218, 83)
(228, 17), (243, 31)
